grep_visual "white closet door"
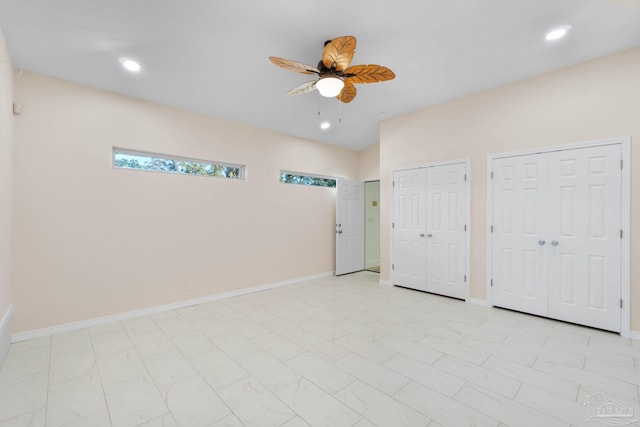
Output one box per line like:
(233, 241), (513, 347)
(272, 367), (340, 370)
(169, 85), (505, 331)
(492, 154), (549, 316)
(336, 179), (364, 276)
(547, 145), (622, 331)
(393, 168), (426, 290)
(425, 163), (467, 299)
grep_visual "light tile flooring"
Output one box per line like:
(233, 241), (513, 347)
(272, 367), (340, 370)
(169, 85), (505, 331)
(1, 271), (639, 427)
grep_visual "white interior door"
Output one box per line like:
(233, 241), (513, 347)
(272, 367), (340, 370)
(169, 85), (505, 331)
(336, 178), (364, 275)
(547, 145), (622, 331)
(491, 154), (549, 316)
(491, 145), (622, 332)
(425, 163), (467, 299)
(393, 169), (426, 290)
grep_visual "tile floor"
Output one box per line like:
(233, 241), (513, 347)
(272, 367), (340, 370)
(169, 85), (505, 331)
(0, 271), (638, 427)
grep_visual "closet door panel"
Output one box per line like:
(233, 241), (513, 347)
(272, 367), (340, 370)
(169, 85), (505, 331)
(393, 168), (426, 290)
(425, 163), (467, 299)
(547, 145), (622, 332)
(491, 154), (548, 316)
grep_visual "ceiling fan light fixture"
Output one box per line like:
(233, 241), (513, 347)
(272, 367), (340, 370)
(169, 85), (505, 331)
(316, 76), (344, 97)
(545, 25), (572, 41)
(119, 57), (141, 72)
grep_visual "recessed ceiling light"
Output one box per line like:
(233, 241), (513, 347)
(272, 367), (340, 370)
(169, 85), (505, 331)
(545, 25), (572, 41)
(119, 58), (141, 72)
(320, 121), (331, 130)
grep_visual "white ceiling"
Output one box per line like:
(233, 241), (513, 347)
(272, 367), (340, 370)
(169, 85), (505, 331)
(1, 0), (640, 151)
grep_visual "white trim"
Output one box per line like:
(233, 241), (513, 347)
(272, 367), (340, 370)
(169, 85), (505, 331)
(0, 304), (13, 368)
(488, 136), (630, 160)
(113, 147), (246, 180)
(388, 168), (395, 287)
(11, 272), (332, 343)
(466, 298), (491, 307)
(628, 330), (640, 341)
(486, 155), (494, 307)
(486, 136), (631, 336)
(620, 138), (631, 338)
(390, 158), (471, 299)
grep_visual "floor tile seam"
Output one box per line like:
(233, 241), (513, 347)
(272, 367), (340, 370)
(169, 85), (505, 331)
(544, 341), (635, 364)
(391, 379), (479, 423)
(87, 328), (113, 427)
(217, 375), (297, 427)
(154, 321), (241, 426)
(538, 358), (640, 389)
(432, 358), (522, 399)
(162, 318), (262, 426)
(334, 378), (437, 423)
(449, 381), (557, 426)
(0, 407), (45, 425)
(530, 361), (638, 402)
(332, 356), (412, 396)
(581, 358), (640, 383)
(586, 342), (639, 359)
(513, 382), (598, 427)
(482, 354), (580, 401)
(48, 354), (100, 387)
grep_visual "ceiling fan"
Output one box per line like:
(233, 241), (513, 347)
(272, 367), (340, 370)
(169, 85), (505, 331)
(269, 35), (395, 103)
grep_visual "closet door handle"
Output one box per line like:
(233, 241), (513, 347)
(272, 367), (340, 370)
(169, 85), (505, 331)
(538, 240), (546, 246)
(419, 233), (425, 238)
(426, 234), (433, 238)
(551, 240), (559, 246)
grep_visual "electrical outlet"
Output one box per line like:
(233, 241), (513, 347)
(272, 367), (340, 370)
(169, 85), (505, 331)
(186, 280), (193, 292)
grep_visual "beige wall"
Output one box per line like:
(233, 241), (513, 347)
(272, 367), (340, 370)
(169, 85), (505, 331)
(358, 142), (380, 181)
(0, 27), (13, 330)
(380, 47), (640, 330)
(12, 72), (359, 332)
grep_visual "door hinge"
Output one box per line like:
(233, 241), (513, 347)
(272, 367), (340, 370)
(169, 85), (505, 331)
(490, 279), (493, 287)
(621, 159), (623, 170)
(490, 171), (494, 179)
(392, 264), (395, 271)
(620, 299), (623, 309)
(392, 181), (395, 187)
(464, 275), (467, 282)
(392, 222), (395, 229)
(464, 174), (467, 182)
(464, 224), (467, 232)
(491, 225), (494, 233)
(620, 229), (623, 239)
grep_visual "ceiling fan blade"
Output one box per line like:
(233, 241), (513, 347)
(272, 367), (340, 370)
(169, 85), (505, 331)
(269, 57), (319, 74)
(286, 80), (317, 96)
(322, 36), (356, 71)
(337, 80), (357, 103)
(344, 64), (396, 84)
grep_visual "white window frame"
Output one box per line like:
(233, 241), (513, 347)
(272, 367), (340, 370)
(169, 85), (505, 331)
(113, 147), (246, 180)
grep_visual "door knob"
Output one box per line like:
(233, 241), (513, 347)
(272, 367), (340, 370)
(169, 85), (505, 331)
(538, 240), (546, 246)
(426, 234), (433, 238)
(419, 233), (425, 237)
(551, 240), (559, 246)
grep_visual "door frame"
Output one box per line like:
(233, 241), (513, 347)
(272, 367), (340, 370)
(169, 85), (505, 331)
(390, 158), (471, 300)
(486, 137), (631, 336)
(336, 178), (365, 276)
(364, 180), (381, 273)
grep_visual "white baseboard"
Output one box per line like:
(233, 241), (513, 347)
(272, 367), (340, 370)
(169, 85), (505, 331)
(379, 279), (392, 286)
(628, 330), (640, 341)
(11, 272), (332, 343)
(0, 304), (12, 368)
(467, 298), (491, 307)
